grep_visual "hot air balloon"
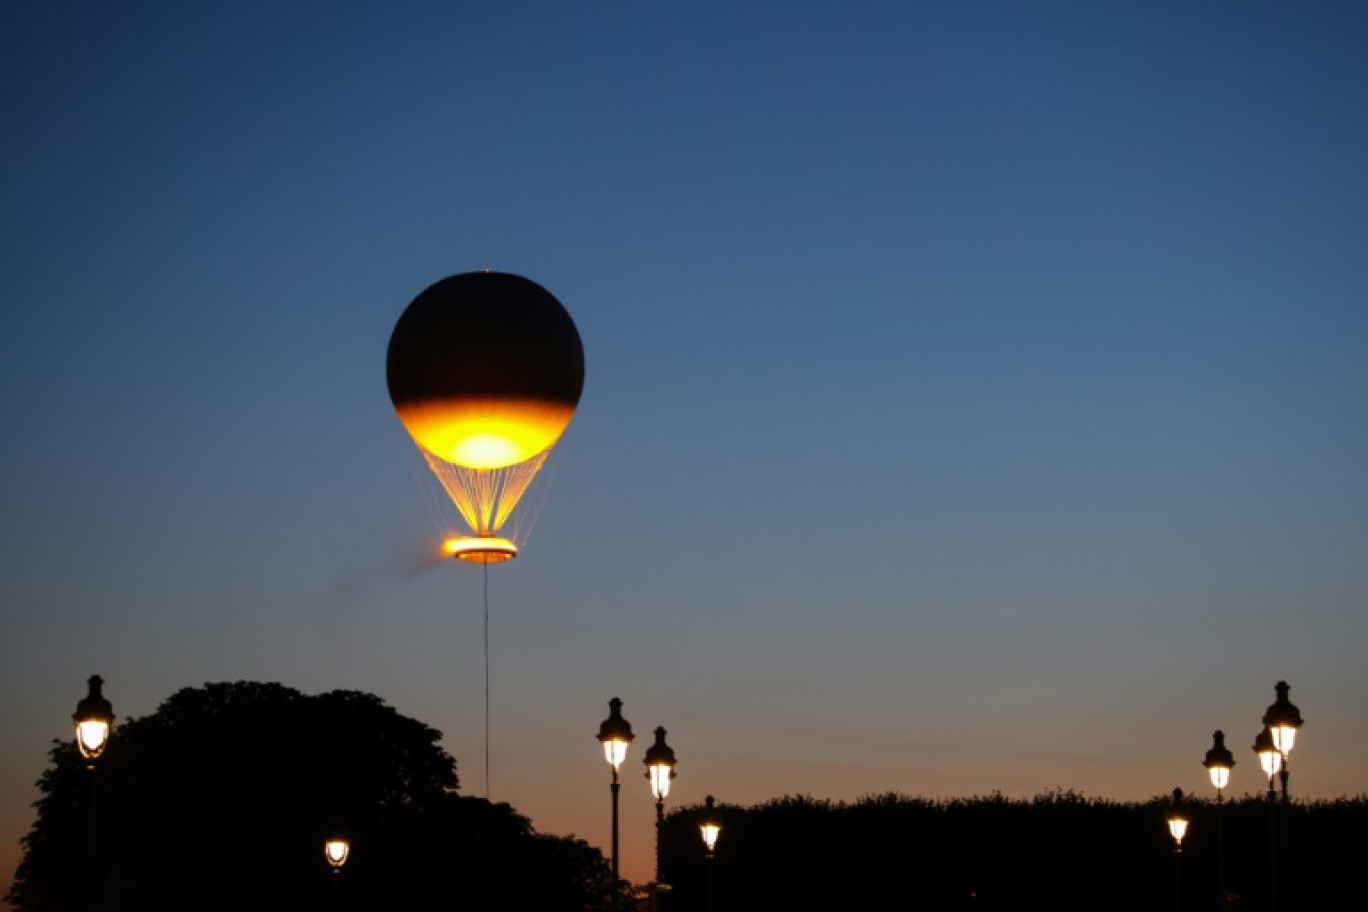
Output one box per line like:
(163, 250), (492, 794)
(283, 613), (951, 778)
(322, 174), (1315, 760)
(387, 271), (584, 563)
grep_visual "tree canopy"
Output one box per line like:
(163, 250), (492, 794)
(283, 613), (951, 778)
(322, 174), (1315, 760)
(660, 789), (1368, 911)
(8, 681), (628, 912)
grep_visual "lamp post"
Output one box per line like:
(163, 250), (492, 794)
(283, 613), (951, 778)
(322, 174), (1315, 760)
(597, 698), (635, 882)
(324, 837), (350, 912)
(699, 795), (721, 912)
(1167, 788), (1188, 912)
(1203, 731), (1235, 911)
(1253, 727), (1282, 912)
(73, 675), (114, 912)
(1262, 681), (1303, 912)
(644, 727), (677, 912)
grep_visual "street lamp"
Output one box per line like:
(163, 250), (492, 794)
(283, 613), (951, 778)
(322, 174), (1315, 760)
(644, 727), (677, 910)
(1253, 727), (1281, 911)
(700, 795), (721, 856)
(325, 838), (350, 870)
(700, 795), (721, 912)
(1167, 788), (1188, 912)
(1203, 730), (1235, 911)
(324, 837), (349, 912)
(1262, 681), (1303, 912)
(73, 675), (114, 766)
(73, 676), (113, 912)
(597, 698), (635, 881)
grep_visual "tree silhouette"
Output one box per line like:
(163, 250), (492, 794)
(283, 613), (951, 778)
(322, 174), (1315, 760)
(661, 790), (1368, 911)
(8, 682), (630, 912)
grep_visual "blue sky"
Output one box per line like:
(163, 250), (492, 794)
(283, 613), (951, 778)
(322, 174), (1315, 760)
(3, 1), (1366, 893)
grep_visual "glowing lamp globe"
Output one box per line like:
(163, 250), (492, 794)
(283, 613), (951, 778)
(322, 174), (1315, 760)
(700, 795), (721, 853)
(648, 763), (673, 799)
(1168, 816), (1189, 845)
(701, 820), (721, 852)
(325, 839), (350, 870)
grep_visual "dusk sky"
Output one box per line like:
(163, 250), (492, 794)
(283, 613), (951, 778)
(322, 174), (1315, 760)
(3, 1), (1366, 896)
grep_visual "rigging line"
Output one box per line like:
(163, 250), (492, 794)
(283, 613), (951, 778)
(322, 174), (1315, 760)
(507, 456), (555, 549)
(489, 557), (495, 798)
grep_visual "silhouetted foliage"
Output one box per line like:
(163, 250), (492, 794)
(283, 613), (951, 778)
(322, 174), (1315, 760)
(661, 789), (1368, 911)
(8, 682), (631, 912)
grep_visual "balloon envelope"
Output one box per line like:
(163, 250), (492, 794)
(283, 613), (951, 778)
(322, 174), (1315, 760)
(387, 272), (584, 470)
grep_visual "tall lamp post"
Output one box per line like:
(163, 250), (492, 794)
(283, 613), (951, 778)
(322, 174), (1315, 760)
(699, 795), (721, 912)
(1253, 727), (1282, 912)
(73, 675), (114, 912)
(1262, 681), (1303, 912)
(597, 698), (635, 882)
(1203, 730), (1235, 911)
(1167, 788), (1189, 912)
(324, 836), (350, 912)
(644, 727), (677, 912)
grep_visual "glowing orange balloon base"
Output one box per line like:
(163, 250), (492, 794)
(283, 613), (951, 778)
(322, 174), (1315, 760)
(443, 535), (518, 564)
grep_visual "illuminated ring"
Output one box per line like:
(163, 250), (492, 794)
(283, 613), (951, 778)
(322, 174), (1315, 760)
(443, 536), (518, 564)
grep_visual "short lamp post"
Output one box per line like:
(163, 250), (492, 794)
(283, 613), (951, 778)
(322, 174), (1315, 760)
(1167, 788), (1188, 912)
(699, 795), (721, 912)
(1253, 728), (1282, 912)
(73, 676), (114, 912)
(644, 727), (678, 912)
(1262, 682), (1303, 912)
(1203, 731), (1235, 911)
(597, 698), (635, 882)
(324, 837), (349, 912)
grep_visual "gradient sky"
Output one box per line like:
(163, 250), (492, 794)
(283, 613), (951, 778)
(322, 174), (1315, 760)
(3, 1), (1366, 897)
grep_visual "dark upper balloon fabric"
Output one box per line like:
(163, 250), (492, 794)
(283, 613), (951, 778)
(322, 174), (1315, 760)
(386, 271), (585, 469)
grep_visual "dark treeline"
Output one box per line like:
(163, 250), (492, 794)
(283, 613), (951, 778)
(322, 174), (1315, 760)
(661, 790), (1368, 911)
(9, 682), (629, 912)
(16, 683), (1365, 911)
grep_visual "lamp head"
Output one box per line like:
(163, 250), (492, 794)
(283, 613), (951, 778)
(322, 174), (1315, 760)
(73, 675), (114, 762)
(700, 794), (721, 854)
(1167, 787), (1188, 845)
(324, 838), (350, 870)
(596, 697), (635, 771)
(1262, 680), (1303, 755)
(643, 726), (677, 800)
(1203, 730), (1235, 791)
(1252, 728), (1282, 778)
